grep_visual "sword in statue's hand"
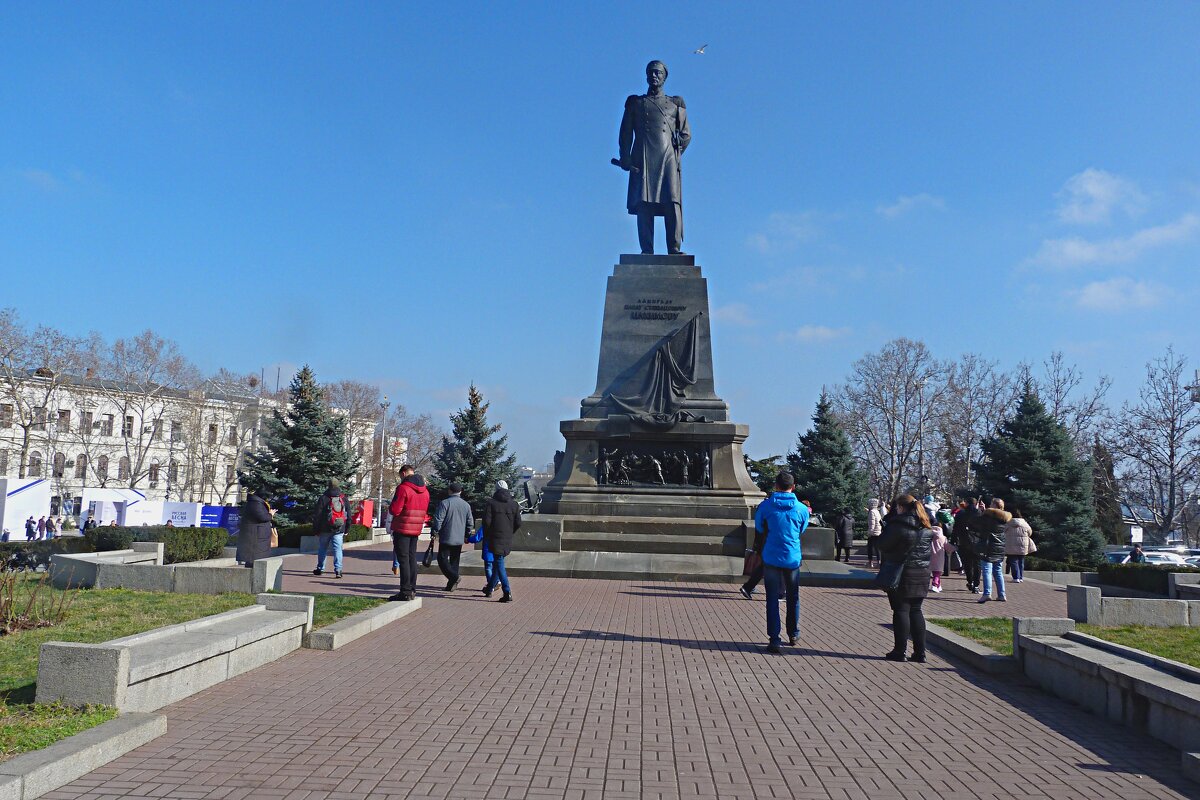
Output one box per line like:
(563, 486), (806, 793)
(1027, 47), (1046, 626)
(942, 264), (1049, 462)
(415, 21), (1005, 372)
(610, 158), (640, 173)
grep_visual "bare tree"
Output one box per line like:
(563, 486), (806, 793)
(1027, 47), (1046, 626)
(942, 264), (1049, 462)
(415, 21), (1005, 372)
(1110, 346), (1200, 544)
(0, 309), (88, 479)
(89, 330), (202, 490)
(934, 353), (1020, 491)
(832, 338), (952, 503)
(1020, 352), (1112, 453)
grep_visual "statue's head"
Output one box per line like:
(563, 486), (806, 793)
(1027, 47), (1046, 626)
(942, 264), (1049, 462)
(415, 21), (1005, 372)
(645, 60), (667, 89)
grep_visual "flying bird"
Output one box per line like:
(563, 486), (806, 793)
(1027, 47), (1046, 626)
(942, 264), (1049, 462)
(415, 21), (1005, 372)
(693, 44), (707, 54)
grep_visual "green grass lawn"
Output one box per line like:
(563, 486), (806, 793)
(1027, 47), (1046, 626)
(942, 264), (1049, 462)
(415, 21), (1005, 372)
(1079, 624), (1200, 669)
(309, 594), (386, 628)
(931, 617), (1013, 656)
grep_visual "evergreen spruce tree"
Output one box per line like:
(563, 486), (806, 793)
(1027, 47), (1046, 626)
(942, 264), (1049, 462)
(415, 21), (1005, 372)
(744, 454), (784, 494)
(429, 385), (518, 515)
(239, 366), (361, 526)
(786, 393), (868, 523)
(1091, 438), (1125, 546)
(975, 388), (1104, 565)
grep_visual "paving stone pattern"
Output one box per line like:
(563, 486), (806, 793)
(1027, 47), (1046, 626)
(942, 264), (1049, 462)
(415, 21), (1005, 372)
(45, 546), (1197, 799)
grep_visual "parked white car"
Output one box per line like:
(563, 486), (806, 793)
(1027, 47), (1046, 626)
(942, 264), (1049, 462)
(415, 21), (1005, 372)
(1143, 552), (1188, 566)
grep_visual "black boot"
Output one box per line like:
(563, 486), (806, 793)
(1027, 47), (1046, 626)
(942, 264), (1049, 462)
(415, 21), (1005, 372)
(498, 592), (513, 603)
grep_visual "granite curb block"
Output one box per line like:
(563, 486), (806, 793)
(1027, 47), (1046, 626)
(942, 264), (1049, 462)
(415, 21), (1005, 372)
(924, 622), (1019, 674)
(1184, 752), (1200, 783)
(1063, 630), (1200, 683)
(303, 598), (423, 650)
(0, 712), (166, 799)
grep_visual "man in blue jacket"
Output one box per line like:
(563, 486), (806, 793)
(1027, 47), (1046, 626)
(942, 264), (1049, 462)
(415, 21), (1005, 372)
(754, 471), (810, 653)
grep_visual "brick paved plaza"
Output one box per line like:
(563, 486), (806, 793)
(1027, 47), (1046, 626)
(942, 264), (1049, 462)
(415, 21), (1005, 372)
(45, 545), (1198, 799)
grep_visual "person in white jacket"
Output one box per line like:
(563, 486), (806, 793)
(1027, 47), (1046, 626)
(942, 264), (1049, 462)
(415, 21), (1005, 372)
(1003, 508), (1036, 583)
(865, 499), (884, 568)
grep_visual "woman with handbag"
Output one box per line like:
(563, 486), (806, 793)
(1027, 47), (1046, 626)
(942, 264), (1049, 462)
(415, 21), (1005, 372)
(874, 495), (935, 663)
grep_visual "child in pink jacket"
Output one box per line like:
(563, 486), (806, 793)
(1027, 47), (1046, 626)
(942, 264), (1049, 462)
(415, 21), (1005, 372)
(929, 523), (947, 593)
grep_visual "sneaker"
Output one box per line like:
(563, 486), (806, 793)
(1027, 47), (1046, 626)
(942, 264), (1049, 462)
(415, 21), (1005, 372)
(787, 636), (797, 647)
(765, 643), (781, 654)
(334, 571), (343, 579)
(738, 586), (754, 600)
(498, 593), (513, 603)
(883, 651), (907, 662)
(978, 596), (990, 604)
(931, 585), (942, 593)
(312, 569), (323, 576)
(387, 593), (406, 602)
(392, 565), (399, 576)
(909, 652), (927, 664)
(482, 587), (493, 598)
(998, 596), (1007, 602)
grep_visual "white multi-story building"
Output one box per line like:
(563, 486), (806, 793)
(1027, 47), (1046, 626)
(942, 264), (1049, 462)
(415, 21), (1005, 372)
(0, 372), (376, 518)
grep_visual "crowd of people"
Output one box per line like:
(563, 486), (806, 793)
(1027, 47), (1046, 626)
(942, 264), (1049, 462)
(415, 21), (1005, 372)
(741, 480), (1040, 660)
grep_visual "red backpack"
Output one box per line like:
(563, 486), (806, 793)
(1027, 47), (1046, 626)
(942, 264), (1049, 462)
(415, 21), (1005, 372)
(328, 494), (347, 529)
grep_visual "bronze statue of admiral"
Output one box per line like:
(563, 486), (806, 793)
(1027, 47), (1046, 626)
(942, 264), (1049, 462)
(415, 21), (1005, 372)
(614, 60), (691, 255)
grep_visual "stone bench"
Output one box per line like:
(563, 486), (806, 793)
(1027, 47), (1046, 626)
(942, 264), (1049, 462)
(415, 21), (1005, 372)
(36, 594), (312, 712)
(1067, 584), (1200, 627)
(50, 550), (285, 594)
(1015, 617), (1200, 760)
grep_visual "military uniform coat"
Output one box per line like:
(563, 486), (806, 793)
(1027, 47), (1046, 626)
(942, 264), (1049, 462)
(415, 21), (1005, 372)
(619, 92), (690, 214)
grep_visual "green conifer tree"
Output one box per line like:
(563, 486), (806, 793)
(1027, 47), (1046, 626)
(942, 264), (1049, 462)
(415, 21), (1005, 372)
(429, 385), (518, 515)
(786, 392), (868, 524)
(744, 454), (784, 494)
(239, 366), (361, 525)
(975, 388), (1104, 565)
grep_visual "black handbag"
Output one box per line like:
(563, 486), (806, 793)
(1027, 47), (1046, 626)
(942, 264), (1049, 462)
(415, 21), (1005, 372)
(422, 539), (435, 568)
(871, 560), (905, 591)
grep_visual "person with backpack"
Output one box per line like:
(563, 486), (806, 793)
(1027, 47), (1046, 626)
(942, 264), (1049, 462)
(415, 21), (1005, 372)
(312, 478), (350, 579)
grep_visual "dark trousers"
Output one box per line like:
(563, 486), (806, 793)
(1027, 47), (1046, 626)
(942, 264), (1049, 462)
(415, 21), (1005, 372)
(962, 552), (981, 589)
(392, 536), (419, 595)
(835, 545), (852, 562)
(886, 592), (926, 656)
(743, 560), (765, 593)
(636, 203), (683, 254)
(865, 537), (878, 563)
(437, 543), (462, 584)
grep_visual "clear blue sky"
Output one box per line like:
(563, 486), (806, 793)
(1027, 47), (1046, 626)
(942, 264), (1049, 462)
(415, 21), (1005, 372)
(3, 2), (1199, 466)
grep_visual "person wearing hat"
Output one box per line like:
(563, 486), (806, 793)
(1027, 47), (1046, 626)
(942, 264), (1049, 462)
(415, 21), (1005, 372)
(482, 479), (522, 602)
(432, 481), (474, 591)
(313, 478), (350, 578)
(389, 468), (430, 601)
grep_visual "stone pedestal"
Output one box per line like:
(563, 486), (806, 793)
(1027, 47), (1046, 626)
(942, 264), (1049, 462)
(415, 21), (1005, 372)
(540, 254), (762, 520)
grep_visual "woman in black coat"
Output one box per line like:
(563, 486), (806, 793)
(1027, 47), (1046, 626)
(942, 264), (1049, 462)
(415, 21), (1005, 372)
(238, 490), (274, 567)
(482, 480), (522, 602)
(875, 494), (934, 662)
(832, 510), (855, 563)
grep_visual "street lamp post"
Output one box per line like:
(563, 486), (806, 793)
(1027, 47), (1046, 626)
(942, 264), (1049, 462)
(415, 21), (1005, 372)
(377, 397), (389, 527)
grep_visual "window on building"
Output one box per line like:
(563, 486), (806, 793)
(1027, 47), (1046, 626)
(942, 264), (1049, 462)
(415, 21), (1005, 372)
(207, 424), (218, 445)
(151, 419), (162, 441)
(97, 456), (109, 482)
(227, 425), (238, 446)
(75, 454), (88, 479)
(29, 451), (43, 477)
(0, 403), (12, 428)
(80, 411), (93, 432)
(33, 407), (47, 431)
(168, 460), (179, 483)
(225, 465), (235, 485)
(52, 452), (66, 477)
(57, 410), (71, 432)
(122, 416), (134, 438)
(101, 415), (114, 436)
(118, 456), (130, 481)
(171, 420), (182, 442)
(203, 464), (216, 483)
(149, 462), (160, 488)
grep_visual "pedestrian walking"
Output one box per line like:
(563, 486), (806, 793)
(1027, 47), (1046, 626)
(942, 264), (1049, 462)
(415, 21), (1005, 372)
(36, 516), (46, 539)
(865, 498), (883, 568)
(928, 520), (947, 593)
(755, 471), (810, 653)
(432, 481), (474, 591)
(238, 487), (275, 567)
(832, 508), (854, 563)
(312, 479), (350, 579)
(976, 499), (1011, 603)
(953, 496), (983, 593)
(389, 470), (430, 601)
(875, 494), (934, 662)
(1003, 508), (1035, 583)
(24, 516), (36, 541)
(482, 480), (522, 602)
(45, 516), (58, 539)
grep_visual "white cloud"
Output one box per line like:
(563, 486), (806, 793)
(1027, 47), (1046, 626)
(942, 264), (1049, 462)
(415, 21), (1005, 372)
(1073, 277), (1165, 311)
(712, 303), (756, 326)
(1030, 213), (1200, 267)
(777, 325), (850, 343)
(20, 168), (62, 191)
(746, 211), (819, 253)
(1056, 168), (1145, 225)
(876, 193), (945, 219)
